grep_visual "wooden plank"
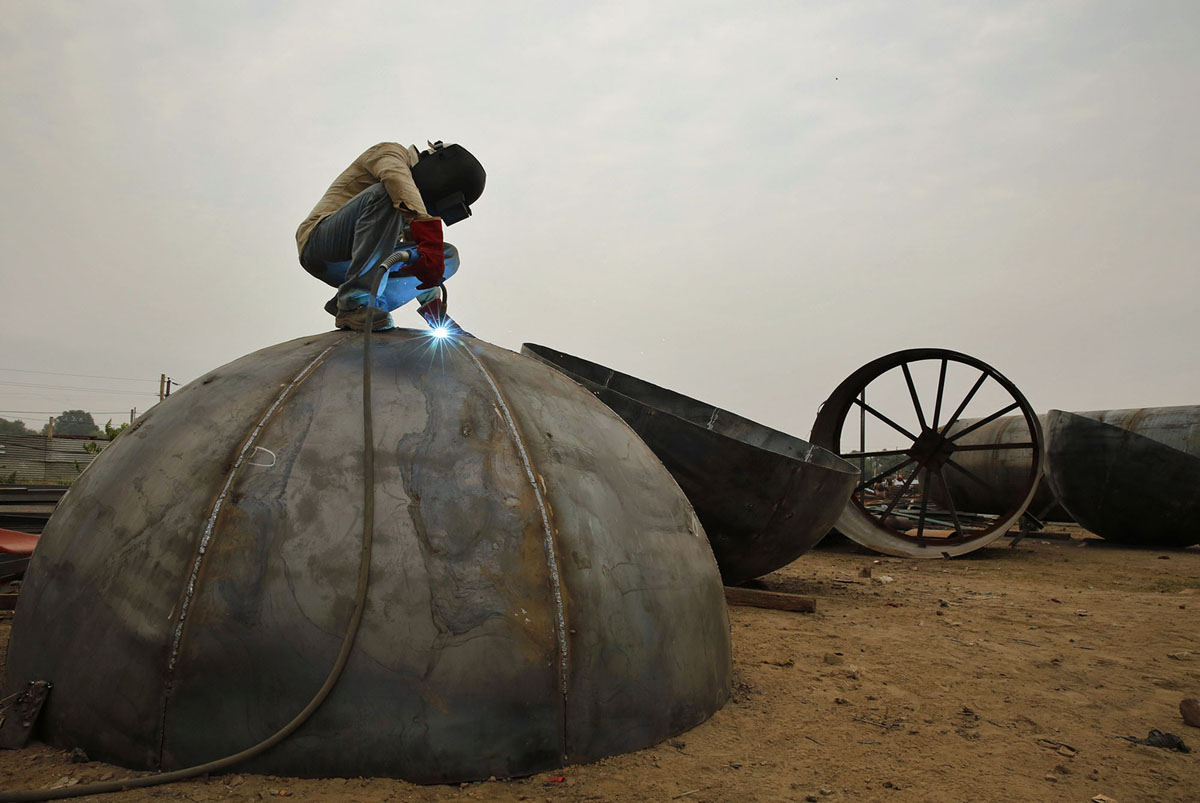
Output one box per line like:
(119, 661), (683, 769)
(0, 593), (18, 611)
(724, 586), (816, 613)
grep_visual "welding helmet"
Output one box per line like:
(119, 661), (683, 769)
(411, 141), (486, 225)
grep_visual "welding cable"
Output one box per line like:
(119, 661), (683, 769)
(0, 267), (393, 803)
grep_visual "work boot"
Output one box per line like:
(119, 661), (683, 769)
(334, 305), (394, 332)
(324, 295), (339, 316)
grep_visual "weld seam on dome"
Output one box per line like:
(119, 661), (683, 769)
(460, 345), (570, 742)
(158, 338), (348, 757)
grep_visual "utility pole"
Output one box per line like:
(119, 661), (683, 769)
(47, 416), (54, 438)
(130, 408), (137, 425)
(159, 374), (166, 402)
(859, 388), (866, 482)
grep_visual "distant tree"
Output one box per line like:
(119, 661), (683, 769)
(83, 419), (131, 453)
(42, 409), (101, 437)
(103, 419), (129, 439)
(0, 417), (34, 436)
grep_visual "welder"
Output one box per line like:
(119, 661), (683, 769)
(296, 141), (485, 332)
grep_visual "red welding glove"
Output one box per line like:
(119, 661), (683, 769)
(399, 218), (446, 290)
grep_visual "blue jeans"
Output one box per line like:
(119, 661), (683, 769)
(300, 183), (458, 313)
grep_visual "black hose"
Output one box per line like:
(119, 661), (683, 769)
(0, 271), (388, 802)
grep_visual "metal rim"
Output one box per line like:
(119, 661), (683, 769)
(811, 349), (1044, 557)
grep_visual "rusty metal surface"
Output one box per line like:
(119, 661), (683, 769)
(1044, 408), (1200, 547)
(810, 349), (1044, 558)
(3, 331), (730, 782)
(520, 344), (858, 585)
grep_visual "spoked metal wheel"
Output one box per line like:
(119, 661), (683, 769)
(810, 349), (1044, 558)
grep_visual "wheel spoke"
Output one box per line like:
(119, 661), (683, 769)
(851, 397), (920, 442)
(944, 457), (996, 493)
(934, 467), (966, 536)
(839, 448), (912, 460)
(901, 363), (928, 432)
(948, 401), (1021, 442)
(855, 456), (917, 493)
(931, 359), (948, 430)
(941, 370), (988, 434)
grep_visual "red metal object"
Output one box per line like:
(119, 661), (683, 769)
(0, 527), (39, 556)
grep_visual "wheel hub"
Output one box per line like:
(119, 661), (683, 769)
(907, 428), (955, 470)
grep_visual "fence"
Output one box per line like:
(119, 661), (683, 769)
(0, 434), (109, 485)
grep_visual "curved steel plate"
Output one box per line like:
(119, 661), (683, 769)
(521, 344), (858, 585)
(1044, 409), (1200, 547)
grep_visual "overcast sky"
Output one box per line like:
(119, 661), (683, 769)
(2, 1), (1197, 446)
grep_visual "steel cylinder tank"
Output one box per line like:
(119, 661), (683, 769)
(4, 331), (731, 782)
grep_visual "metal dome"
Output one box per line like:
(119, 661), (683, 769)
(4, 331), (731, 783)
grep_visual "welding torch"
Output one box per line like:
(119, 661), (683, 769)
(373, 248), (472, 339)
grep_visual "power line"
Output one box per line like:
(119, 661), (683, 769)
(0, 410), (135, 415)
(0, 380), (160, 397)
(0, 367), (155, 383)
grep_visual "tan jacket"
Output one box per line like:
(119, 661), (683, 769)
(296, 142), (435, 256)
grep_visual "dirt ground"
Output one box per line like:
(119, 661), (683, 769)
(2, 529), (1198, 803)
